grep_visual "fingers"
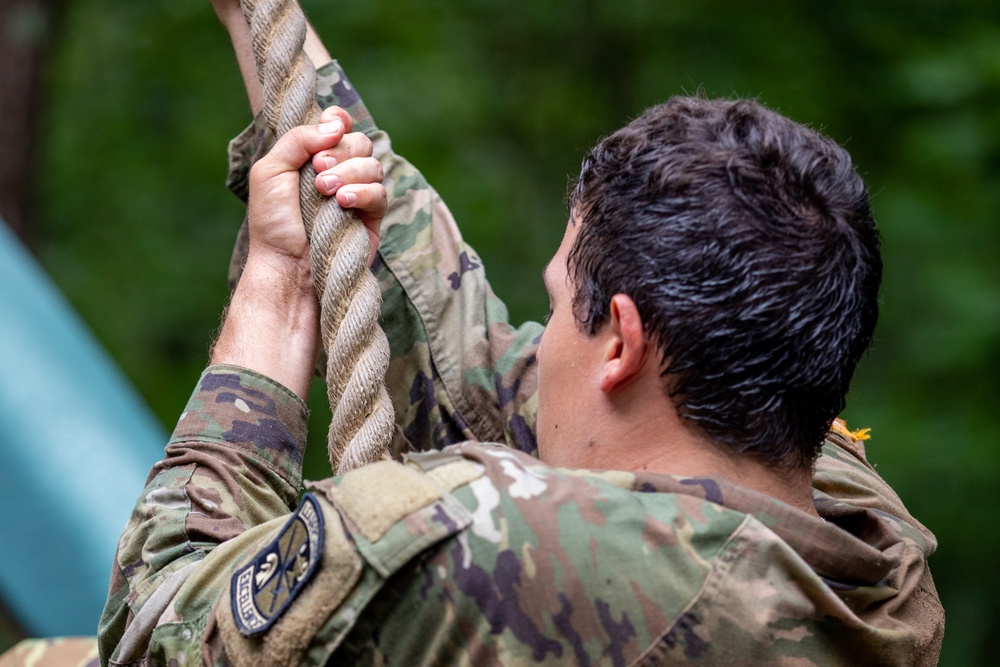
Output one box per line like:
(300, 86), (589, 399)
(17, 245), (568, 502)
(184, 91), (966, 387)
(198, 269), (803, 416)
(319, 105), (353, 130)
(311, 132), (373, 174)
(315, 158), (387, 268)
(250, 107), (354, 184)
(334, 183), (388, 220)
(245, 106), (384, 266)
(314, 156), (383, 197)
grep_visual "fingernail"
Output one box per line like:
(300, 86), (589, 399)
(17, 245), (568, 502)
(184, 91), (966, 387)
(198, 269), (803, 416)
(341, 191), (357, 206)
(319, 120), (343, 135)
(323, 174), (341, 192)
(323, 155), (337, 170)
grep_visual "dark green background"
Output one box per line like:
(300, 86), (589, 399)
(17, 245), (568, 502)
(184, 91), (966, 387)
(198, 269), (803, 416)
(11, 1), (1000, 663)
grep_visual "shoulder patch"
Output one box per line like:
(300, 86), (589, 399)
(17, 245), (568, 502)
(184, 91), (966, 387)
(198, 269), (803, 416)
(231, 493), (324, 636)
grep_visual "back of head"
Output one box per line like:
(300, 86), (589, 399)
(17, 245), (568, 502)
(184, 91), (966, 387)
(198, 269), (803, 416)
(569, 96), (882, 470)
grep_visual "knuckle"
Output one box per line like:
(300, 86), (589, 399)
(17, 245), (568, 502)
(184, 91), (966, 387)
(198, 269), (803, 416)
(344, 133), (372, 157)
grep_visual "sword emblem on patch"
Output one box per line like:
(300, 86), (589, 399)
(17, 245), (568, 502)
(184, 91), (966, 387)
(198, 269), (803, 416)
(231, 493), (325, 636)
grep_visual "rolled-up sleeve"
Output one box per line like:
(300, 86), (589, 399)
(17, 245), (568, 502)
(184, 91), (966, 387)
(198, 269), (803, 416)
(98, 365), (308, 666)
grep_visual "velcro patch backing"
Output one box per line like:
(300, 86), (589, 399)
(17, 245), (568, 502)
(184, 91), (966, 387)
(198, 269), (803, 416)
(425, 459), (484, 492)
(324, 460), (443, 542)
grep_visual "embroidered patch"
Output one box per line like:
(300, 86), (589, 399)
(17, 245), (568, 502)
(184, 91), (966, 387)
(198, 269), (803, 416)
(231, 493), (324, 637)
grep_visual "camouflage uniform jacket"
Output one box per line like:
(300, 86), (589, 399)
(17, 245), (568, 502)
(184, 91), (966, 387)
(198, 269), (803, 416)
(98, 63), (944, 665)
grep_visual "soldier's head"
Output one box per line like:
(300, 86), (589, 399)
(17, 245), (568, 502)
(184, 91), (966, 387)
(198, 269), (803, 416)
(537, 96), (881, 472)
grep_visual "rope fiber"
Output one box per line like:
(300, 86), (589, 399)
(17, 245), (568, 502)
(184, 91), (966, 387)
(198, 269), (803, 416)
(239, 0), (393, 474)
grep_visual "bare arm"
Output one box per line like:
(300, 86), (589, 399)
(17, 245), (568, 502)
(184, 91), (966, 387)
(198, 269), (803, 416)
(211, 0), (331, 116)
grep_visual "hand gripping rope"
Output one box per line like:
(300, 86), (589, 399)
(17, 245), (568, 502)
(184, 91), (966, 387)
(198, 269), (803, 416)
(239, 0), (393, 474)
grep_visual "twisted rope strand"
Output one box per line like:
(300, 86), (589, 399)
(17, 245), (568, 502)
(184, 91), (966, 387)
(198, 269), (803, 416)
(240, 0), (393, 474)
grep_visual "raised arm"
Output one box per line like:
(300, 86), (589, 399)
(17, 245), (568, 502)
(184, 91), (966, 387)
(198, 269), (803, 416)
(217, 5), (544, 457)
(210, 0), (333, 116)
(98, 111), (385, 665)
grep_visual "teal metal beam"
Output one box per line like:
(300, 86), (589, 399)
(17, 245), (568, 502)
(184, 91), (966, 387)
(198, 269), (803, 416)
(0, 220), (166, 636)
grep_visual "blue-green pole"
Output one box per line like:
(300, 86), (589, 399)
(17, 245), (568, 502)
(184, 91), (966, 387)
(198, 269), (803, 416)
(0, 220), (166, 636)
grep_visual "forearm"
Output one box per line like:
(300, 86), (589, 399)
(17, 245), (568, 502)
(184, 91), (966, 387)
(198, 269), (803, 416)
(214, 1), (330, 117)
(215, 105), (369, 399)
(212, 249), (320, 400)
(212, 1), (262, 115)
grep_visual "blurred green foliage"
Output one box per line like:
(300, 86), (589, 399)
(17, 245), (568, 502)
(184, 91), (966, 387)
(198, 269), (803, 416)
(13, 0), (999, 663)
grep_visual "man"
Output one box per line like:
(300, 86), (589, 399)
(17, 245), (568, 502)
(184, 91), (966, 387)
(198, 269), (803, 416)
(97, 5), (944, 665)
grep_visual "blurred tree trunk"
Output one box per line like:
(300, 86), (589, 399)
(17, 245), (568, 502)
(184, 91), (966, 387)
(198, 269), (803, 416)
(0, 0), (63, 246)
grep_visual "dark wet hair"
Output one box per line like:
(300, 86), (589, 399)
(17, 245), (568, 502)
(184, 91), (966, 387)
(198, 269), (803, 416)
(568, 96), (881, 470)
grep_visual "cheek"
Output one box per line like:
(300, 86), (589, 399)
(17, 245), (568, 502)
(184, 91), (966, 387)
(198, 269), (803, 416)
(536, 332), (571, 419)
(536, 327), (562, 393)
(536, 338), (551, 413)
(535, 333), (558, 436)
(536, 322), (557, 383)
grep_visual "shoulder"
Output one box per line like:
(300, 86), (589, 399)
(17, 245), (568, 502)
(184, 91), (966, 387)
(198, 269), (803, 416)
(348, 443), (753, 664)
(205, 443), (753, 666)
(436, 442), (749, 539)
(220, 454), (477, 665)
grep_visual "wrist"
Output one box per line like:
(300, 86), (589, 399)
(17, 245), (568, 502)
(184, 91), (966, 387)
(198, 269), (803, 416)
(245, 243), (315, 298)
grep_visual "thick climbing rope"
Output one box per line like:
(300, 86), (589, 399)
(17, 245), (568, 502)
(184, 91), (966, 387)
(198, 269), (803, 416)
(239, 0), (393, 474)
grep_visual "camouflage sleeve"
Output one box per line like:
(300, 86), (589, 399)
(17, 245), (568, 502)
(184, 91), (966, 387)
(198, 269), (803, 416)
(0, 638), (98, 667)
(97, 365), (308, 667)
(225, 61), (541, 459)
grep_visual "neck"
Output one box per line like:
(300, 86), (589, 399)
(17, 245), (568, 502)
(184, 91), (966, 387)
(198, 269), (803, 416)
(545, 380), (819, 518)
(635, 440), (819, 517)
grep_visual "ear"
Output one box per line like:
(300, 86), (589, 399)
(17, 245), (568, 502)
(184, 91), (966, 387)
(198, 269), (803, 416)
(599, 294), (650, 393)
